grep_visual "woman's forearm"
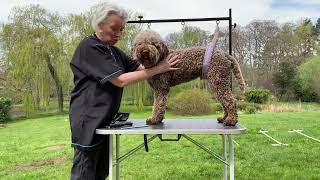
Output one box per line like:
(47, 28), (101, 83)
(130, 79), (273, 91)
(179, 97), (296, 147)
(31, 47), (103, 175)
(111, 66), (162, 87)
(111, 54), (179, 87)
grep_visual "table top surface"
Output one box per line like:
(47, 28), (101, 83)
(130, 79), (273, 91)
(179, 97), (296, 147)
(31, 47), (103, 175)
(96, 119), (246, 135)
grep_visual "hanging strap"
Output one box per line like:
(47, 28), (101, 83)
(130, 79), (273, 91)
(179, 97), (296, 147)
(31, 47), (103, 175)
(202, 21), (220, 79)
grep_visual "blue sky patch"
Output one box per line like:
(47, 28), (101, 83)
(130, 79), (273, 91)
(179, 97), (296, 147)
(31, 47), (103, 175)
(271, 0), (320, 11)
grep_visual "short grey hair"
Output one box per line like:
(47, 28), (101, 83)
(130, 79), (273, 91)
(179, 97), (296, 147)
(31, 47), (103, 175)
(91, 2), (128, 31)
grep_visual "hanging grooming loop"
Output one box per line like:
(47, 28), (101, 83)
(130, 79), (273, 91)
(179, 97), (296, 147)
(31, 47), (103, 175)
(181, 21), (185, 27)
(215, 20), (220, 32)
(147, 22), (151, 29)
(211, 20), (220, 44)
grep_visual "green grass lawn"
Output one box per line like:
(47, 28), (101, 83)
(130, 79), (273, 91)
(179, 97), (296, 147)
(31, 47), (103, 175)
(1, 108), (320, 179)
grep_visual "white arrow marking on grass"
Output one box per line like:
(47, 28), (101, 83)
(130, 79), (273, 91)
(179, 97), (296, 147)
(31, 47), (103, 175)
(288, 129), (320, 143)
(259, 130), (289, 146)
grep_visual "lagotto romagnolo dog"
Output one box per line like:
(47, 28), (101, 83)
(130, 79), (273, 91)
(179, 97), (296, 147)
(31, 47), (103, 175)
(133, 30), (245, 126)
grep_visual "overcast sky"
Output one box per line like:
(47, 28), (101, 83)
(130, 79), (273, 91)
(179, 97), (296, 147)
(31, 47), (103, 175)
(1, 0), (319, 36)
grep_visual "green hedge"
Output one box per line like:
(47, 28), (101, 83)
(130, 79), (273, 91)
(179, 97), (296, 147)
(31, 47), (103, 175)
(168, 89), (214, 115)
(0, 97), (12, 123)
(244, 88), (271, 104)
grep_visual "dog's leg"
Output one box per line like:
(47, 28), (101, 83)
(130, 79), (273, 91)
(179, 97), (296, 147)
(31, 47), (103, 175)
(213, 86), (238, 126)
(217, 104), (227, 123)
(207, 59), (238, 126)
(219, 92), (238, 126)
(146, 89), (169, 125)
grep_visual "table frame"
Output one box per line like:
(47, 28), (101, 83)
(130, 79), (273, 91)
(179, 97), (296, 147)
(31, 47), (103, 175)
(96, 119), (246, 180)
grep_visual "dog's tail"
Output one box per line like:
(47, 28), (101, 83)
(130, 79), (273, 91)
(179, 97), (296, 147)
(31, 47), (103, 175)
(227, 54), (246, 92)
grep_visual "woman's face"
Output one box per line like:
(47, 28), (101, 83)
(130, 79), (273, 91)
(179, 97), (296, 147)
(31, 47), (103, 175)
(98, 14), (125, 46)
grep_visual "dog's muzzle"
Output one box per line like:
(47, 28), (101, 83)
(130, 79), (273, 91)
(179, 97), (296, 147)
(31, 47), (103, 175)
(141, 49), (149, 59)
(135, 45), (159, 67)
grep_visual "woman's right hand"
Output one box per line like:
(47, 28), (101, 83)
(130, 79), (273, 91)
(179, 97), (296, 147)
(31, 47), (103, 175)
(157, 53), (180, 73)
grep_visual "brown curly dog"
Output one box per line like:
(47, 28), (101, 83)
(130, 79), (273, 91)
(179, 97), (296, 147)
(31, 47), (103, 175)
(133, 30), (245, 126)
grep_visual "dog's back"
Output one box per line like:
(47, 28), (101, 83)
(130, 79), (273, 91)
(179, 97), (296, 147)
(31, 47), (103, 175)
(164, 47), (205, 86)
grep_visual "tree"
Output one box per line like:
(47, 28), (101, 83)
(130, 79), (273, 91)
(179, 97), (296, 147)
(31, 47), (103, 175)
(293, 19), (315, 63)
(313, 17), (320, 36)
(164, 32), (179, 49)
(242, 20), (279, 88)
(313, 17), (320, 55)
(0, 5), (67, 114)
(295, 56), (320, 102)
(272, 61), (297, 100)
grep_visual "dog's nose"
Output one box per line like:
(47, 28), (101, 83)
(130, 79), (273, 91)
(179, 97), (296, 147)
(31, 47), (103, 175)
(141, 49), (149, 56)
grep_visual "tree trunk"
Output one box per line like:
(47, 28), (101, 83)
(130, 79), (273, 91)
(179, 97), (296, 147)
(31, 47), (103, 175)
(46, 55), (63, 112)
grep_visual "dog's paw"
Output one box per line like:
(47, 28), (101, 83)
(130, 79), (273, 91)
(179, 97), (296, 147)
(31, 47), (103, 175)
(223, 117), (237, 126)
(146, 116), (164, 125)
(146, 117), (158, 125)
(217, 117), (224, 123)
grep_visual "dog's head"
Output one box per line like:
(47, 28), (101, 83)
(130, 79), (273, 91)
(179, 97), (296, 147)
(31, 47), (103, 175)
(132, 30), (169, 68)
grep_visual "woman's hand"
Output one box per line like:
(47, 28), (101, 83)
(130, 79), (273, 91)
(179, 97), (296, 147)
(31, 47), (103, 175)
(157, 54), (180, 73)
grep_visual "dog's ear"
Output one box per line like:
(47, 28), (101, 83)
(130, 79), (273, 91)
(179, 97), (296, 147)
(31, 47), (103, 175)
(159, 42), (169, 60)
(132, 40), (139, 59)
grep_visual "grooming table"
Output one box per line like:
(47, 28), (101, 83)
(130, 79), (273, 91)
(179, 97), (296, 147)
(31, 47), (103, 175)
(96, 119), (246, 180)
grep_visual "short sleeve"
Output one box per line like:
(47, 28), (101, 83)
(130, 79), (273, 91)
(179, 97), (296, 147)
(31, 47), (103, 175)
(125, 57), (140, 72)
(71, 39), (123, 85)
(116, 48), (140, 73)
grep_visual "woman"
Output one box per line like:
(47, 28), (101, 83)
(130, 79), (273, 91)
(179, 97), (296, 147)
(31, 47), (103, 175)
(69, 2), (179, 180)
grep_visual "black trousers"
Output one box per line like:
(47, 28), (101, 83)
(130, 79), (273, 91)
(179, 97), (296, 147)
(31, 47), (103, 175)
(70, 138), (109, 180)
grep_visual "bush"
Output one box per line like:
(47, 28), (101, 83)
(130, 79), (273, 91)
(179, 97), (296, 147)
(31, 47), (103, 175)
(168, 89), (214, 115)
(237, 101), (248, 111)
(212, 103), (223, 112)
(237, 101), (262, 111)
(244, 88), (271, 104)
(244, 105), (257, 114)
(0, 97), (12, 123)
(294, 84), (318, 102)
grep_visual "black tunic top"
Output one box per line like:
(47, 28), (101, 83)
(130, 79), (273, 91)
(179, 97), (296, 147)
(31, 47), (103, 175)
(69, 34), (140, 150)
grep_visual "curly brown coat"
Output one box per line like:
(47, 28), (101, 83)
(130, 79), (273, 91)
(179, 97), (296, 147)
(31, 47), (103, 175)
(133, 30), (245, 126)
